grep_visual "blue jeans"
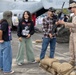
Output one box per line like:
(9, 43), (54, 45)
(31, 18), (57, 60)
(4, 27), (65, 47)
(0, 41), (12, 72)
(40, 37), (56, 60)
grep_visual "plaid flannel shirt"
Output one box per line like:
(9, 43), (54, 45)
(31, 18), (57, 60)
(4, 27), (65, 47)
(42, 17), (55, 38)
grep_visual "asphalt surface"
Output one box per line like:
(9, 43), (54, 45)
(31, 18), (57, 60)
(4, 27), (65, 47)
(0, 28), (75, 75)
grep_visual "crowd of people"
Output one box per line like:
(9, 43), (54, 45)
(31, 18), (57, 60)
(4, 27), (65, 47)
(0, 1), (76, 74)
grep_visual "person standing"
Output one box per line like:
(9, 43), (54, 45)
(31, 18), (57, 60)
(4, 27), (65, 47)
(57, 2), (76, 66)
(12, 14), (19, 27)
(32, 13), (36, 26)
(40, 8), (57, 60)
(16, 11), (36, 65)
(0, 11), (14, 74)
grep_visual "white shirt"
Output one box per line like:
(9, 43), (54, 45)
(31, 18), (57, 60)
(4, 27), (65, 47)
(12, 16), (19, 26)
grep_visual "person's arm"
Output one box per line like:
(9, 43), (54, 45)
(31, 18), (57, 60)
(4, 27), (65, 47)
(47, 20), (54, 38)
(29, 21), (35, 35)
(26, 21), (35, 38)
(51, 16), (58, 36)
(0, 30), (2, 40)
(17, 21), (22, 37)
(17, 20), (22, 41)
(58, 16), (76, 28)
(64, 15), (76, 28)
(42, 18), (48, 32)
(51, 24), (58, 37)
(0, 22), (7, 42)
(0, 30), (4, 43)
(64, 22), (76, 28)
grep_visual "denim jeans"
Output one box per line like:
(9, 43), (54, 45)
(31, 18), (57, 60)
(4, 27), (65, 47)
(0, 41), (12, 72)
(40, 37), (56, 60)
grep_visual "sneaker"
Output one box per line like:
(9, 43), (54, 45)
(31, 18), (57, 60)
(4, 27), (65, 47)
(4, 71), (14, 74)
(17, 63), (22, 66)
(31, 60), (37, 63)
(28, 60), (37, 64)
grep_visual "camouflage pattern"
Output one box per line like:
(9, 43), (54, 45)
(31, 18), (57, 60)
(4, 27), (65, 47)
(64, 15), (76, 63)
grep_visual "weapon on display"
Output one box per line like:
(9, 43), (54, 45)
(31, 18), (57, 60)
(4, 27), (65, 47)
(52, 2), (65, 36)
(58, 2), (65, 20)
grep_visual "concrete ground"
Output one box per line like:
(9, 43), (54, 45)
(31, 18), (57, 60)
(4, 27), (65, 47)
(0, 28), (76, 75)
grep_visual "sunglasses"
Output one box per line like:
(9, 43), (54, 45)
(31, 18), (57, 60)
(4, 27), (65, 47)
(69, 6), (76, 9)
(68, 7), (73, 10)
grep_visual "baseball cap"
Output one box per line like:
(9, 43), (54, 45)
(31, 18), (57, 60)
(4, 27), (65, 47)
(48, 7), (56, 12)
(68, 2), (76, 9)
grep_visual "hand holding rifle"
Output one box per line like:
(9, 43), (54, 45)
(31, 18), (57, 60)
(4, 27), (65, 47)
(58, 20), (65, 25)
(56, 2), (65, 25)
(56, 19), (65, 25)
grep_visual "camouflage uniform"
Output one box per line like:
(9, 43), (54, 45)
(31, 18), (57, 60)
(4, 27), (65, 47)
(64, 15), (76, 65)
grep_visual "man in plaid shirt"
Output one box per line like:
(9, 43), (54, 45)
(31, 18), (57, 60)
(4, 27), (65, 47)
(40, 7), (57, 60)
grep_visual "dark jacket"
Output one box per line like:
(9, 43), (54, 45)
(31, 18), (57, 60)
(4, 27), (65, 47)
(17, 19), (35, 38)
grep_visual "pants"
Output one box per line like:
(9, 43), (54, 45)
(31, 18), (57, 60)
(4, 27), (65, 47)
(69, 33), (76, 62)
(40, 37), (56, 60)
(16, 37), (35, 63)
(0, 41), (12, 72)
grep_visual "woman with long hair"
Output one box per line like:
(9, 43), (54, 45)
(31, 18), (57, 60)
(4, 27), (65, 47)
(16, 11), (36, 65)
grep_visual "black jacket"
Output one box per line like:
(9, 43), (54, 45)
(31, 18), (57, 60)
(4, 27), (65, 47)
(17, 19), (35, 38)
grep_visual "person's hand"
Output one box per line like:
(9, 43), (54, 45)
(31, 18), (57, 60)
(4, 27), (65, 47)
(55, 22), (59, 25)
(70, 28), (72, 33)
(18, 37), (22, 42)
(49, 33), (53, 38)
(58, 20), (65, 25)
(26, 34), (31, 38)
(0, 40), (4, 43)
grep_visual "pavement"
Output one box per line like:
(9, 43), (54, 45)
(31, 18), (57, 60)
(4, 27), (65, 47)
(0, 25), (76, 75)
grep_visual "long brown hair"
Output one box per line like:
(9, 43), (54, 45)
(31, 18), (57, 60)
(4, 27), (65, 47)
(0, 19), (7, 24)
(22, 11), (32, 21)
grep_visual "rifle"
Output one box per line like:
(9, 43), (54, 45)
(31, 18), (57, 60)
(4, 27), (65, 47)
(58, 2), (65, 20)
(52, 2), (65, 36)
